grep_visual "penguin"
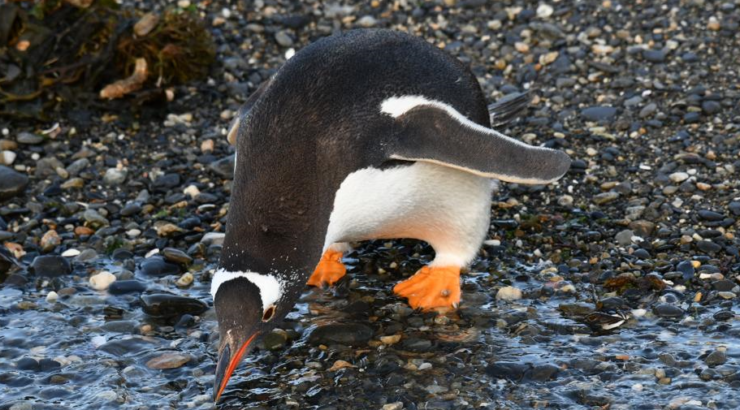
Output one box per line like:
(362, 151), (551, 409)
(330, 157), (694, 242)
(210, 29), (571, 401)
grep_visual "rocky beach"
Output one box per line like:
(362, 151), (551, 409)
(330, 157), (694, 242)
(1, 0), (739, 409)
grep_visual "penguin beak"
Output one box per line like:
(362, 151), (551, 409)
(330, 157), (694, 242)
(213, 332), (258, 402)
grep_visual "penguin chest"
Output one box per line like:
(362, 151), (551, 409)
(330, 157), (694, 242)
(324, 162), (496, 249)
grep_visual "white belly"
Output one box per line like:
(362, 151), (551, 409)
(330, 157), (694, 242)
(324, 162), (496, 267)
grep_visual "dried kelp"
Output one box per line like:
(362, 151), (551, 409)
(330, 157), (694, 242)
(0, 0), (215, 120)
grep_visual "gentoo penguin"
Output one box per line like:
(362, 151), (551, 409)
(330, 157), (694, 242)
(210, 29), (571, 401)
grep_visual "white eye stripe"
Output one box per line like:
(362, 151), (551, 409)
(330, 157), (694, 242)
(211, 269), (283, 311)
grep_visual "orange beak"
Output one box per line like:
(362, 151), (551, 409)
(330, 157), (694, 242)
(213, 332), (258, 402)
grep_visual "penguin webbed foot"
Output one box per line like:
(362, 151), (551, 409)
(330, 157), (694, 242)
(307, 250), (347, 288)
(393, 266), (461, 310)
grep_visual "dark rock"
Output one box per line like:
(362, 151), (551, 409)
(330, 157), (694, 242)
(729, 202), (740, 216)
(702, 100), (721, 115)
(38, 358), (61, 372)
(677, 260), (695, 280)
(530, 364), (560, 381)
(713, 310), (733, 321)
(653, 304), (684, 318)
(704, 350), (727, 367)
(153, 174), (181, 189)
(581, 106), (618, 122)
(29, 255), (72, 277)
(696, 240), (722, 253)
(120, 203), (142, 217)
(713, 280), (735, 292)
(140, 294), (208, 318)
(17, 132), (44, 145)
(485, 362), (529, 381)
(16, 357), (40, 371)
(0, 166), (29, 201)
(642, 49), (666, 62)
(138, 257), (181, 276)
(108, 280), (147, 295)
(161, 248), (193, 265)
(698, 210), (724, 221)
(308, 323), (374, 346)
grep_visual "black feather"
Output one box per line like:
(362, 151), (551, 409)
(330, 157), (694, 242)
(487, 91), (531, 128)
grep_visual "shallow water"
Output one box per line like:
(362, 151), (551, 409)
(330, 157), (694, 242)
(1, 241), (738, 410)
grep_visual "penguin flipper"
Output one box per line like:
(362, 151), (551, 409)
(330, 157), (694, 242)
(381, 97), (571, 185)
(487, 91), (530, 128)
(227, 79), (272, 145)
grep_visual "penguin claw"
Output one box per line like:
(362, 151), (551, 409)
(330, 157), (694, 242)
(307, 250), (347, 288)
(393, 266), (461, 310)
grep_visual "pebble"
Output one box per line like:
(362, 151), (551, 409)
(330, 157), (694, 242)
(496, 286), (522, 301)
(581, 106), (618, 122)
(593, 191), (619, 205)
(146, 353), (191, 369)
(704, 350), (727, 367)
(653, 304), (684, 318)
(175, 272), (194, 288)
(108, 280), (147, 295)
(103, 168), (127, 185)
(669, 172), (689, 183)
(30, 255), (72, 277)
(0, 165), (28, 200)
(308, 323), (374, 346)
(45, 291), (58, 303)
(138, 257), (181, 276)
(536, 4), (553, 18)
(162, 247), (193, 265)
(89, 271), (117, 291)
(275, 31), (293, 47)
(140, 294), (207, 318)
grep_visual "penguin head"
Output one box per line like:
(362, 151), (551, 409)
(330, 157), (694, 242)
(211, 272), (283, 402)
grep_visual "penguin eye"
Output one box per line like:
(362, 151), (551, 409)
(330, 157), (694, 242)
(262, 305), (276, 322)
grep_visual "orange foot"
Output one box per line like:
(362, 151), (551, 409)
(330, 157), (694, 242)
(307, 250), (347, 288)
(393, 266), (461, 310)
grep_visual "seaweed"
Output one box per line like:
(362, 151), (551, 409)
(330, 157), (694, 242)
(0, 0), (215, 121)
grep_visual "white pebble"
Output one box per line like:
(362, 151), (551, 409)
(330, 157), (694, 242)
(496, 286), (523, 301)
(61, 249), (80, 257)
(632, 383), (643, 392)
(183, 185), (200, 197)
(89, 271), (116, 291)
(631, 309), (647, 317)
(536, 4), (554, 19)
(669, 172), (689, 183)
(145, 248), (160, 258)
(46, 291), (59, 303)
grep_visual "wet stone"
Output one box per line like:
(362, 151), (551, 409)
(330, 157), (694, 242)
(677, 260), (695, 280)
(485, 362), (528, 381)
(146, 352), (191, 369)
(696, 240), (722, 253)
(108, 280), (147, 295)
(705, 350), (727, 367)
(653, 304), (684, 318)
(0, 166), (29, 201)
(161, 248), (193, 265)
(713, 310), (734, 321)
(138, 257), (181, 276)
(698, 210), (724, 221)
(581, 106), (618, 122)
(308, 323), (374, 346)
(615, 230), (634, 246)
(30, 255), (72, 277)
(120, 203), (141, 217)
(140, 294), (207, 318)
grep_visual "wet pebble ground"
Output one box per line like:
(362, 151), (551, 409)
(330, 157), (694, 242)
(1, 0), (740, 409)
